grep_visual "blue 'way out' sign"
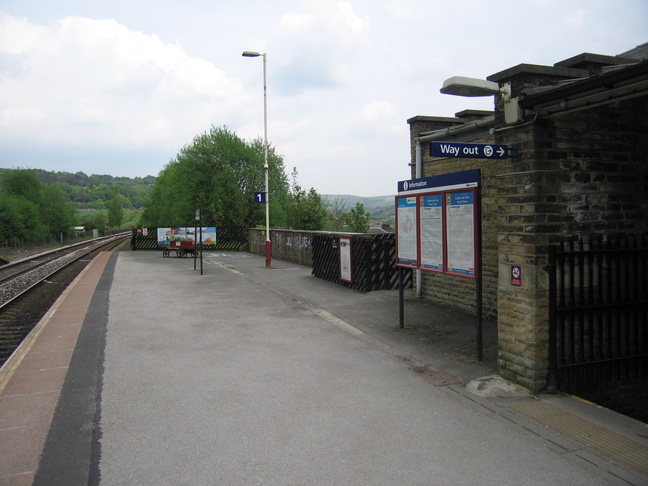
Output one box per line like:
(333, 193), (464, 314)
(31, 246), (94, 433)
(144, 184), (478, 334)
(431, 141), (510, 159)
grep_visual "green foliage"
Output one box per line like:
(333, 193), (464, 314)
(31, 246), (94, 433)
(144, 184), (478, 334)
(0, 193), (47, 240)
(140, 125), (302, 229)
(324, 197), (348, 231)
(0, 168), (75, 242)
(286, 168), (326, 230)
(78, 210), (107, 231)
(41, 184), (76, 235)
(0, 168), (155, 211)
(348, 202), (370, 233)
(108, 187), (124, 228)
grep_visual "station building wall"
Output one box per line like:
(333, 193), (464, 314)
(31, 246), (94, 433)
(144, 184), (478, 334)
(408, 56), (648, 390)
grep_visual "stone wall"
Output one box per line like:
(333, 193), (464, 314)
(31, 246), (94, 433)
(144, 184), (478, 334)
(249, 228), (315, 266)
(407, 115), (499, 318)
(493, 98), (648, 390)
(409, 94), (648, 391)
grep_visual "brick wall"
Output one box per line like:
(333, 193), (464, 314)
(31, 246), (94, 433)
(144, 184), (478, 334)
(494, 97), (648, 390)
(407, 116), (499, 318)
(409, 95), (648, 390)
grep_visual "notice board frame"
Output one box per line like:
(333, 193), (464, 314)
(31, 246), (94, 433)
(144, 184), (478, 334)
(396, 170), (480, 279)
(395, 169), (484, 360)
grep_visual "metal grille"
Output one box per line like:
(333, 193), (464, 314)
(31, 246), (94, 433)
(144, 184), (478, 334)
(312, 233), (412, 292)
(547, 236), (648, 392)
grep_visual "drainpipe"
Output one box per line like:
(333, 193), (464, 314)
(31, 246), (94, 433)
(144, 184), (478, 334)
(415, 139), (422, 297)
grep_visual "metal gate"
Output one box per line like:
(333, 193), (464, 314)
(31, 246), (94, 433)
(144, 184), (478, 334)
(547, 236), (648, 397)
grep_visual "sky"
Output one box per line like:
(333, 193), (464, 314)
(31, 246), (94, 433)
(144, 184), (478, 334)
(0, 1), (646, 197)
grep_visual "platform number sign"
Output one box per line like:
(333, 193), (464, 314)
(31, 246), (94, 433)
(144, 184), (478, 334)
(254, 192), (266, 204)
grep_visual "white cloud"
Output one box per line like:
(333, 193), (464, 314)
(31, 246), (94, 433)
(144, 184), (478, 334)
(362, 100), (398, 123)
(0, 14), (246, 150)
(269, 1), (373, 94)
(278, 1), (371, 47)
(1, 0), (646, 195)
(383, 1), (411, 19)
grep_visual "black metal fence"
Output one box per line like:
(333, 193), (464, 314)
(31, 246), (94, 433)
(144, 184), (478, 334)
(547, 235), (648, 397)
(312, 233), (412, 292)
(130, 227), (249, 252)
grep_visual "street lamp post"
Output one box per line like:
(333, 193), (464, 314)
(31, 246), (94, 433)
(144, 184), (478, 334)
(242, 50), (271, 267)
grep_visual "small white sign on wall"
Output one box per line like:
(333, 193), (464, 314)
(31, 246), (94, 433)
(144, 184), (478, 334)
(339, 236), (353, 283)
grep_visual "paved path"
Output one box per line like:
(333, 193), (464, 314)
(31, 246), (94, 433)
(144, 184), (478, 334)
(2, 251), (647, 485)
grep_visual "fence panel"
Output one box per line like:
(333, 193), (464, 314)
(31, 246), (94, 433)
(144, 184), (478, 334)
(131, 227), (249, 252)
(312, 233), (412, 292)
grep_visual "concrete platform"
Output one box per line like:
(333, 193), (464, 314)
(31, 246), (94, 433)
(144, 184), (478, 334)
(1, 250), (647, 485)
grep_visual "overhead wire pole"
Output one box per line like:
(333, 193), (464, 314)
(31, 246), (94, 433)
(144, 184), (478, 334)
(242, 50), (272, 267)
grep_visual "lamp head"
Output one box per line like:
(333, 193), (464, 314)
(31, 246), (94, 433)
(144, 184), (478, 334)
(441, 76), (510, 99)
(242, 51), (261, 57)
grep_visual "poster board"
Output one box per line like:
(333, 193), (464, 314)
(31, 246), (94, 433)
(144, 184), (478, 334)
(445, 191), (476, 277)
(339, 236), (353, 283)
(396, 196), (418, 267)
(419, 193), (443, 271)
(157, 227), (217, 246)
(395, 169), (479, 279)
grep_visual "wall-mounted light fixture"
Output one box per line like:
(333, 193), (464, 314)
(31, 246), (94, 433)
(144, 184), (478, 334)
(441, 76), (520, 123)
(441, 76), (511, 99)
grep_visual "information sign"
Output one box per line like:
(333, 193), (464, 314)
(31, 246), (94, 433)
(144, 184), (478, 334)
(445, 191), (476, 276)
(419, 194), (443, 271)
(396, 169), (479, 279)
(254, 192), (266, 204)
(396, 196), (417, 267)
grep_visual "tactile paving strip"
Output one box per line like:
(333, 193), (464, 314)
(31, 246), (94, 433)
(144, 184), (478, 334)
(512, 400), (648, 476)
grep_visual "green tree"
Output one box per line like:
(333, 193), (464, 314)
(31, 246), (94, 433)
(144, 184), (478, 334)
(1, 168), (42, 203)
(0, 193), (46, 241)
(140, 125), (290, 228)
(286, 169), (326, 230)
(41, 184), (76, 236)
(348, 202), (370, 233)
(0, 168), (75, 242)
(108, 188), (124, 228)
(326, 197), (347, 231)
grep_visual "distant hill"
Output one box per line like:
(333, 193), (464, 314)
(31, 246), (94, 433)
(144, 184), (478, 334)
(322, 194), (395, 225)
(0, 168), (156, 210)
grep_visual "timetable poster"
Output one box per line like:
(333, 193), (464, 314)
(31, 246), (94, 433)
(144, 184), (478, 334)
(445, 191), (476, 276)
(396, 196), (417, 267)
(419, 194), (443, 271)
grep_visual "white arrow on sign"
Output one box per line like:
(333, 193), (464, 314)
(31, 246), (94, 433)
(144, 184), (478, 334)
(497, 146), (506, 157)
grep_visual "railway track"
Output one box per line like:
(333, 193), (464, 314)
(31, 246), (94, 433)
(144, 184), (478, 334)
(0, 234), (129, 367)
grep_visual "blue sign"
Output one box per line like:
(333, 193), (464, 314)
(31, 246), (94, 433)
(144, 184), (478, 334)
(254, 192), (266, 204)
(398, 169), (479, 194)
(431, 141), (509, 159)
